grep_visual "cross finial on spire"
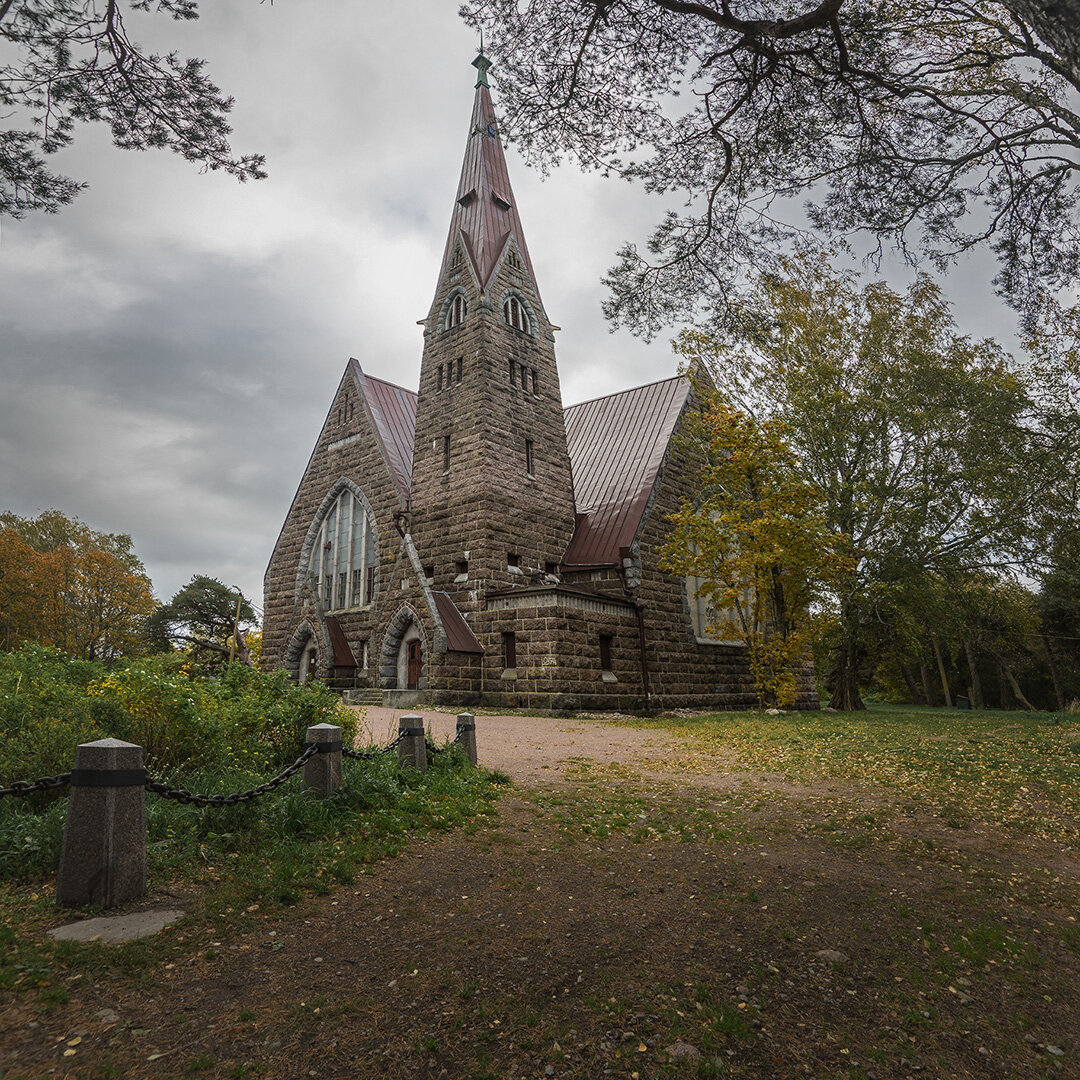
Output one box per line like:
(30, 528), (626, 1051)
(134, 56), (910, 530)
(472, 48), (492, 88)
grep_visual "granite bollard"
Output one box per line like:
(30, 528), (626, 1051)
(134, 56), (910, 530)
(57, 739), (146, 908)
(303, 723), (343, 799)
(397, 714), (427, 771)
(456, 713), (478, 766)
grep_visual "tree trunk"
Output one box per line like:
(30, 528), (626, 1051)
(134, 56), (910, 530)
(1043, 632), (1065, 711)
(920, 663), (936, 706)
(931, 635), (952, 708)
(962, 638), (984, 709)
(1002, 660), (1037, 712)
(995, 659), (1013, 710)
(235, 628), (253, 667)
(900, 663), (923, 705)
(828, 632), (865, 710)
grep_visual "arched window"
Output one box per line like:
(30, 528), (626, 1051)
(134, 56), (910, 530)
(686, 574), (750, 645)
(503, 295), (530, 334)
(306, 488), (379, 612)
(444, 292), (468, 330)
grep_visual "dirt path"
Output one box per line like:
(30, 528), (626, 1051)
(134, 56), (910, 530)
(357, 707), (687, 785)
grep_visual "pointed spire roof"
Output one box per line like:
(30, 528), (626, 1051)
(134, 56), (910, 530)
(436, 53), (541, 299)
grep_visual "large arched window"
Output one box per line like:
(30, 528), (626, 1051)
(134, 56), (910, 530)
(686, 574), (749, 645)
(444, 291), (468, 331)
(306, 487), (378, 611)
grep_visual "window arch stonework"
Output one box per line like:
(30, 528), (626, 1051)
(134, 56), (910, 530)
(499, 288), (537, 336)
(441, 288), (469, 331)
(296, 479), (379, 611)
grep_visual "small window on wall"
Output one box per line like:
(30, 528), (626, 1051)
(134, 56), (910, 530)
(531, 369), (538, 394)
(443, 434), (451, 472)
(423, 565), (435, 584)
(503, 631), (517, 670)
(507, 250), (523, 271)
(455, 356), (463, 383)
(445, 292), (467, 330)
(599, 634), (613, 671)
(437, 365), (444, 391)
(525, 439), (534, 476)
(508, 359), (515, 385)
(503, 295), (530, 333)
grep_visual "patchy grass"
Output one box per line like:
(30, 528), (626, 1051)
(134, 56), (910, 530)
(625, 703), (1080, 840)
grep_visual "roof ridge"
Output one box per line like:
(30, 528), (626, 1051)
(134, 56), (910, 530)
(564, 372), (687, 412)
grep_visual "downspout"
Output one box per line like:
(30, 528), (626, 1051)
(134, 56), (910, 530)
(618, 545), (652, 715)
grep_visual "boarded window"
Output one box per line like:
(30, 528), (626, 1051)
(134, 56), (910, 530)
(503, 631), (517, 670)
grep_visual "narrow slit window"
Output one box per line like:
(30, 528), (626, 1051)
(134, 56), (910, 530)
(443, 434), (451, 472)
(525, 439), (534, 476)
(503, 631), (517, 670)
(599, 634), (613, 672)
(520, 365), (528, 391)
(456, 356), (463, 383)
(437, 365), (444, 391)
(531, 369), (538, 394)
(508, 359), (515, 385)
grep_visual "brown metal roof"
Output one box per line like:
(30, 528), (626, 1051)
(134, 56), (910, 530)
(562, 376), (691, 567)
(434, 74), (542, 304)
(350, 359), (417, 504)
(432, 592), (484, 653)
(324, 615), (357, 668)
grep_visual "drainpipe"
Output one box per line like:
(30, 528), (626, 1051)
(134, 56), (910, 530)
(618, 546), (652, 715)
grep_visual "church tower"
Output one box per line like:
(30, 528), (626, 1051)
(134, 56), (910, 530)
(408, 53), (577, 609)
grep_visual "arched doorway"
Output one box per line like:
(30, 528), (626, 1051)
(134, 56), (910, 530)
(379, 606), (427, 690)
(284, 620), (325, 684)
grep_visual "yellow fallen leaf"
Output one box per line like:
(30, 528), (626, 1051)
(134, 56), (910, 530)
(637, 1043), (648, 1052)
(67, 1038), (82, 1047)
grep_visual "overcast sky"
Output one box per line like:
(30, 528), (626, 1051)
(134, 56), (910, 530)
(0, 1), (1026, 610)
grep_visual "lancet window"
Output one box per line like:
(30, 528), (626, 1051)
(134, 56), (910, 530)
(308, 488), (378, 611)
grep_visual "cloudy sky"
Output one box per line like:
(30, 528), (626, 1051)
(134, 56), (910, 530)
(0, 1), (1024, 610)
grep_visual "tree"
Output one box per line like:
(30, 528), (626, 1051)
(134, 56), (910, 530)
(676, 256), (1072, 709)
(461, 0), (1080, 335)
(148, 574), (257, 670)
(659, 395), (848, 707)
(1, 0), (266, 218)
(0, 508), (156, 658)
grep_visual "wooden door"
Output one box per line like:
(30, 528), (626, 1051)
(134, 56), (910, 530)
(407, 640), (423, 689)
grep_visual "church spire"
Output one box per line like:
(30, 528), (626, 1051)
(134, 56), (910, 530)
(435, 53), (541, 303)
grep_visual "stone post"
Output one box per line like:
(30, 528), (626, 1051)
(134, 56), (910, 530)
(57, 739), (146, 909)
(303, 723), (343, 799)
(397, 714), (427, 772)
(456, 713), (478, 766)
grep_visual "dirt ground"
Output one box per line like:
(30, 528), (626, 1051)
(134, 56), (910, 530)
(3, 710), (1078, 1079)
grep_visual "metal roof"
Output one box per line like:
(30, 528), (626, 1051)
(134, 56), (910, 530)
(432, 591), (484, 653)
(350, 359), (417, 504)
(340, 369), (689, 568)
(562, 376), (691, 567)
(434, 71), (542, 304)
(324, 615), (358, 667)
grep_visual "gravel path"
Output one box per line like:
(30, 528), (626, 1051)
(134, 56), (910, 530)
(353, 705), (686, 785)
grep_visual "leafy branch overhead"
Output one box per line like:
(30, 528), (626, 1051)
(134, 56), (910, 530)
(0, 0), (266, 218)
(461, 0), (1080, 334)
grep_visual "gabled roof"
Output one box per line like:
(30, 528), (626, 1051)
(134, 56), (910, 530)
(334, 366), (689, 569)
(562, 376), (692, 567)
(434, 56), (541, 301)
(349, 359), (417, 505)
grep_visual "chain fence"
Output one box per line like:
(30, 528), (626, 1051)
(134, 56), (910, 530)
(0, 724), (460, 805)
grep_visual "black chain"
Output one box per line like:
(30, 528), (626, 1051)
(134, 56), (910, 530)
(0, 773), (72, 799)
(342, 733), (403, 761)
(145, 743), (319, 807)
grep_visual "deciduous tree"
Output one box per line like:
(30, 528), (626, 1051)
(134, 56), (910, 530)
(462, 0), (1080, 334)
(0, 0), (266, 218)
(676, 256), (1072, 709)
(0, 509), (155, 659)
(660, 396), (848, 707)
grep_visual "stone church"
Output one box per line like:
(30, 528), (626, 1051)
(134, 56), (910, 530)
(262, 54), (817, 712)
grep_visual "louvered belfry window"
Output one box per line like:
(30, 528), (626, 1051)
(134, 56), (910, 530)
(446, 293), (467, 329)
(503, 295), (529, 333)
